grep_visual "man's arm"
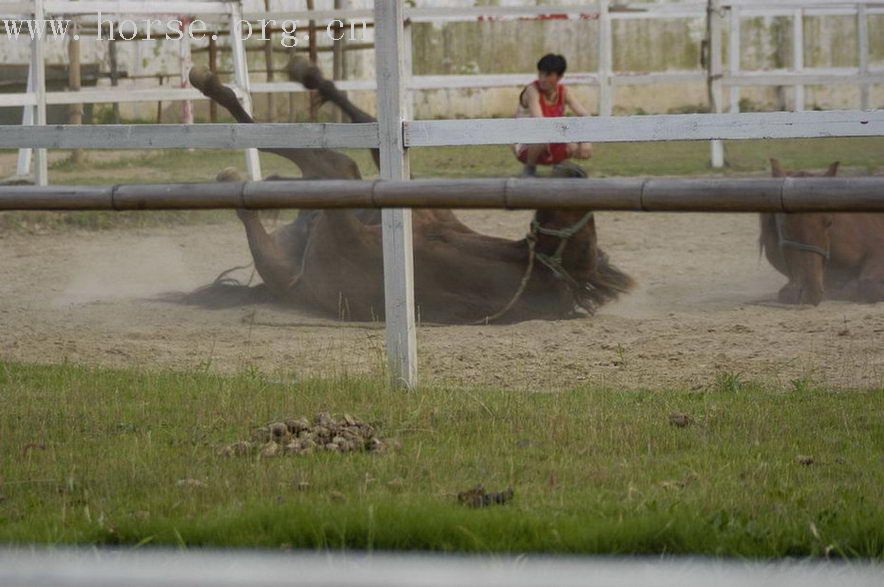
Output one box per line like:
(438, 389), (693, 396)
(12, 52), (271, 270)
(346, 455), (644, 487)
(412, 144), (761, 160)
(523, 84), (545, 118)
(565, 91), (590, 117)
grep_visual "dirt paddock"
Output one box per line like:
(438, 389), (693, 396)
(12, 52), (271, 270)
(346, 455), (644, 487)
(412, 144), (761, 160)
(1, 209), (881, 390)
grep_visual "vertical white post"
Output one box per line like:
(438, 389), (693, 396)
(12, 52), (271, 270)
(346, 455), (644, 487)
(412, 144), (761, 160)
(403, 18), (414, 120)
(728, 6), (740, 114)
(597, 0), (613, 117)
(230, 0), (262, 180)
(708, 0), (724, 168)
(179, 16), (195, 126)
(32, 0), (48, 185)
(16, 64), (34, 177)
(375, 0), (417, 389)
(792, 9), (804, 111)
(857, 3), (869, 109)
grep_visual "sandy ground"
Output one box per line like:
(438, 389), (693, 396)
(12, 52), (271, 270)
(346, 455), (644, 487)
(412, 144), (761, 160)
(1, 208), (881, 391)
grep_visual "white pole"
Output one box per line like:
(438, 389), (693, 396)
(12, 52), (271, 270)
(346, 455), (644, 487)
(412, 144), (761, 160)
(728, 6), (740, 114)
(597, 0), (613, 117)
(374, 0), (417, 389)
(179, 15), (195, 127)
(857, 3), (869, 109)
(16, 64), (34, 178)
(403, 19), (414, 120)
(32, 0), (48, 185)
(792, 9), (804, 111)
(230, 0), (262, 180)
(708, 0), (724, 168)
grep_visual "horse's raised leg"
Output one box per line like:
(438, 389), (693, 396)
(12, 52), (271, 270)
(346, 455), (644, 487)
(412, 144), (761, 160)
(189, 66), (362, 180)
(216, 168), (301, 298)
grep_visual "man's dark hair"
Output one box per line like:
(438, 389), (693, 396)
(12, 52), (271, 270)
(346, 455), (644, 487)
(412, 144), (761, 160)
(537, 53), (567, 76)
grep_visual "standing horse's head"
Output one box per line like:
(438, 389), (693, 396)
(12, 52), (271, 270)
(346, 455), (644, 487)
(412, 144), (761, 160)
(769, 158), (839, 305)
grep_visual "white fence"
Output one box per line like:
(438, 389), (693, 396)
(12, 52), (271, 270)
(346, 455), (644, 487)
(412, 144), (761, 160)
(1, 549), (882, 587)
(2, 0), (882, 184)
(1, 0), (883, 386)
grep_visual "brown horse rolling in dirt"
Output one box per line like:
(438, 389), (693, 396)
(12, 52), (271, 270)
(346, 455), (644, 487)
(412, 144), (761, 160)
(183, 61), (633, 324)
(760, 159), (884, 305)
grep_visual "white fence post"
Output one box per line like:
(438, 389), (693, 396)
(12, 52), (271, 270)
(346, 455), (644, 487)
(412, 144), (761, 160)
(16, 64), (34, 178)
(375, 0), (417, 389)
(32, 0), (48, 185)
(728, 5), (740, 113)
(708, 0), (724, 168)
(179, 15), (195, 127)
(403, 18), (414, 120)
(230, 0), (262, 180)
(597, 0), (613, 117)
(857, 3), (869, 109)
(793, 9), (804, 111)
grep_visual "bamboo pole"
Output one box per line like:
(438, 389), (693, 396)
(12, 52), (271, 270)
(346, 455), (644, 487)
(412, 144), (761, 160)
(332, 0), (347, 123)
(108, 35), (121, 124)
(67, 18), (84, 165)
(208, 36), (218, 122)
(2, 177), (882, 212)
(263, 0), (275, 120)
(307, 0), (319, 121)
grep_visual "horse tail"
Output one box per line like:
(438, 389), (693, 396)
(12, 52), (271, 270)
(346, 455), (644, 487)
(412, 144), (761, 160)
(582, 249), (635, 309)
(157, 265), (275, 309)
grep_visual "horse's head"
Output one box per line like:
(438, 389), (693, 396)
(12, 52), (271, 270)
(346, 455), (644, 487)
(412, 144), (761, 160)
(769, 158), (838, 305)
(527, 163), (604, 311)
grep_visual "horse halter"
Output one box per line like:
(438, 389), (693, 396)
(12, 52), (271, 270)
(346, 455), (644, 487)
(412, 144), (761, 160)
(529, 211), (596, 290)
(473, 210), (596, 325)
(774, 214), (830, 261)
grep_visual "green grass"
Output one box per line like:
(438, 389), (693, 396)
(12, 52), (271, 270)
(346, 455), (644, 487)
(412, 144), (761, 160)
(2, 137), (882, 231)
(1, 360), (881, 556)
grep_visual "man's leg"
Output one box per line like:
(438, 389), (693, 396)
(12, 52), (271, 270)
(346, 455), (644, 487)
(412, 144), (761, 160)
(517, 144), (549, 176)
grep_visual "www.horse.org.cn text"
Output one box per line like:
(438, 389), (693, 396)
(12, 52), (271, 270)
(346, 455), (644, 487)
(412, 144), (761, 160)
(1, 13), (369, 47)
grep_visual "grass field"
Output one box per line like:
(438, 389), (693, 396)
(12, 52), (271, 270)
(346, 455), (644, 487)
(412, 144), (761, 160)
(0, 361), (881, 557)
(2, 136), (882, 231)
(1, 138), (882, 557)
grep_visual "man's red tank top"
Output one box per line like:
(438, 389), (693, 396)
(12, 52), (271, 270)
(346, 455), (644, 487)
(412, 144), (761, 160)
(534, 80), (566, 117)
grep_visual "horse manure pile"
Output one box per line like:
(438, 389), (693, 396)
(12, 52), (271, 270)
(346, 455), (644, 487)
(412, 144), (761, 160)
(219, 412), (389, 458)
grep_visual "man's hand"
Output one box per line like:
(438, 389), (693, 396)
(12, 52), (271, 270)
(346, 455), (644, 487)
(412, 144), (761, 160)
(565, 90), (590, 117)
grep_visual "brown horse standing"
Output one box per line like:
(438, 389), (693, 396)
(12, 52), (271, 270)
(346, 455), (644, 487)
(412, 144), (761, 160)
(760, 159), (884, 305)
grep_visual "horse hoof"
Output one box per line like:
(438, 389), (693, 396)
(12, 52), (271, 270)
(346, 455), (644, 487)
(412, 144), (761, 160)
(288, 57), (324, 89)
(189, 65), (216, 92)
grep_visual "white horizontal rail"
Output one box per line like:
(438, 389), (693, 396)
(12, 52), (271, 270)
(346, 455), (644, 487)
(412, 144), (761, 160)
(724, 70), (884, 86)
(5, 66), (874, 108)
(405, 110), (884, 147)
(726, 0), (879, 6)
(234, 1), (882, 23)
(0, 93), (37, 107)
(42, 1), (233, 15)
(1, 110), (880, 150)
(1, 549), (881, 587)
(0, 123), (379, 149)
(3, 0), (881, 21)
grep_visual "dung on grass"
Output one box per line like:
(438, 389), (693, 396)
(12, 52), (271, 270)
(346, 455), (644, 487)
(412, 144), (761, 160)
(218, 412), (391, 457)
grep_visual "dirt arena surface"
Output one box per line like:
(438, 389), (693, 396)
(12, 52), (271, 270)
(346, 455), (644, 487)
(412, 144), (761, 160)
(1, 210), (881, 390)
